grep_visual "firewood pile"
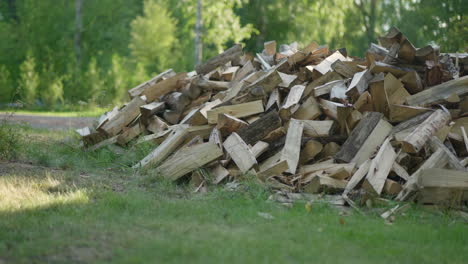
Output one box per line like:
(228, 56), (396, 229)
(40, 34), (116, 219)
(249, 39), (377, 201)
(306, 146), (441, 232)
(76, 27), (468, 209)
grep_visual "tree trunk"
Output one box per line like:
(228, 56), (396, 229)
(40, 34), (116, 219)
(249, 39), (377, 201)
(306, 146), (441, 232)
(194, 0), (203, 66)
(75, 0), (83, 68)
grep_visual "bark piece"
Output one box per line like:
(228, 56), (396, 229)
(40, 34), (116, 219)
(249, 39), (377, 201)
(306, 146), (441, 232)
(237, 110), (282, 145)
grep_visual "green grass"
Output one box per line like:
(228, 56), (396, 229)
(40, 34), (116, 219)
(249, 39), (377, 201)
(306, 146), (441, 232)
(0, 107), (108, 117)
(0, 124), (467, 264)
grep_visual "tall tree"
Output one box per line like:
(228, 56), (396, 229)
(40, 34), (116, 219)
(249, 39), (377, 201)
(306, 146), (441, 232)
(75, 0), (84, 69)
(194, 0), (203, 65)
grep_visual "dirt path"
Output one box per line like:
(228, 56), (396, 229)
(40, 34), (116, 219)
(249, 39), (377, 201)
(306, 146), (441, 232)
(0, 113), (95, 130)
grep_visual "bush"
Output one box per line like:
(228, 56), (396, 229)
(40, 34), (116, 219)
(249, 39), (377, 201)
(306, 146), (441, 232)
(18, 52), (40, 106)
(0, 118), (22, 160)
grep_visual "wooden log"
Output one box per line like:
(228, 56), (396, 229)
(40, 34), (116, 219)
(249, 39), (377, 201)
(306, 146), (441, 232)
(222, 66), (239, 81)
(100, 96), (147, 136)
(136, 130), (170, 146)
(180, 108), (207, 126)
(237, 110), (282, 145)
(389, 105), (431, 123)
(304, 71), (343, 97)
(206, 100), (264, 124)
(278, 72), (298, 89)
(266, 88), (281, 110)
(163, 110), (182, 125)
(383, 179), (402, 195)
(314, 51), (349, 75)
(343, 159), (372, 195)
(353, 91), (374, 112)
(301, 120), (334, 138)
(304, 176), (347, 194)
(299, 140), (323, 164)
(292, 96), (321, 120)
(396, 148), (449, 201)
(157, 142), (223, 181)
(216, 113), (248, 136)
(335, 112), (392, 165)
(314, 80), (345, 97)
(196, 44), (242, 75)
(406, 76), (468, 106)
(128, 69), (175, 98)
(147, 115), (169, 134)
(211, 164), (230, 184)
(193, 77), (230, 91)
(299, 159), (334, 175)
(279, 84), (305, 120)
(233, 61), (255, 82)
(87, 136), (118, 152)
(362, 137), (397, 195)
(390, 111), (432, 135)
(257, 160), (289, 182)
(264, 40), (276, 56)
(133, 126), (188, 168)
(346, 110), (362, 130)
(370, 61), (412, 78)
(117, 123), (142, 146)
(428, 136), (466, 171)
(164, 92), (190, 112)
(401, 109), (451, 153)
(331, 60), (362, 78)
(399, 71), (423, 94)
(142, 72), (187, 102)
(418, 168), (468, 189)
(250, 141), (269, 158)
(319, 99), (353, 134)
(223, 132), (258, 173)
(281, 119), (303, 174)
(140, 102), (165, 122)
(346, 69), (372, 97)
(318, 142), (341, 159)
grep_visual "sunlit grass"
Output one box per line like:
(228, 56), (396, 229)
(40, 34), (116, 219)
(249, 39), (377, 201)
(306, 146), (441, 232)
(0, 171), (89, 212)
(0, 106), (109, 117)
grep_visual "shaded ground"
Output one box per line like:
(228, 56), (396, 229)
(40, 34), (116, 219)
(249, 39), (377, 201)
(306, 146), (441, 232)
(0, 113), (94, 130)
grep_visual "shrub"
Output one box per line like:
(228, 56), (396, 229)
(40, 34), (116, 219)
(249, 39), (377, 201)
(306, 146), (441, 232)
(0, 118), (22, 160)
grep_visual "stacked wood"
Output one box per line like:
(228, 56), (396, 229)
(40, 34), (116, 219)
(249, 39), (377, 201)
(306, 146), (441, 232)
(77, 27), (468, 208)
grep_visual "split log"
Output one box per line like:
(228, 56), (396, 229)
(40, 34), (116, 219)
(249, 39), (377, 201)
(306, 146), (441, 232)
(100, 96), (147, 136)
(193, 77), (230, 91)
(418, 168), (468, 189)
(128, 69), (175, 98)
(157, 142), (223, 181)
(142, 72), (187, 102)
(343, 159), (371, 195)
(335, 112), (392, 165)
(346, 69), (372, 97)
(292, 96), (321, 120)
(195, 44), (242, 75)
(406, 76), (468, 106)
(140, 102), (165, 122)
(206, 100), (264, 124)
(299, 140), (323, 164)
(216, 113), (248, 136)
(281, 119), (303, 174)
(301, 120), (334, 138)
(401, 109), (450, 153)
(117, 123), (142, 146)
(237, 110), (282, 145)
(304, 176), (347, 194)
(133, 126), (188, 168)
(257, 160), (289, 182)
(279, 84), (305, 120)
(147, 115), (168, 134)
(362, 138), (397, 195)
(428, 137), (466, 171)
(223, 132), (258, 173)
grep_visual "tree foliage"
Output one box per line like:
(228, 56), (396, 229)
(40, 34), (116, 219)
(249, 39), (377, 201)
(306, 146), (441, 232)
(0, 0), (466, 107)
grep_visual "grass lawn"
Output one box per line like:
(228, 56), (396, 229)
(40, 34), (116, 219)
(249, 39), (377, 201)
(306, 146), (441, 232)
(0, 124), (467, 264)
(0, 108), (108, 117)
